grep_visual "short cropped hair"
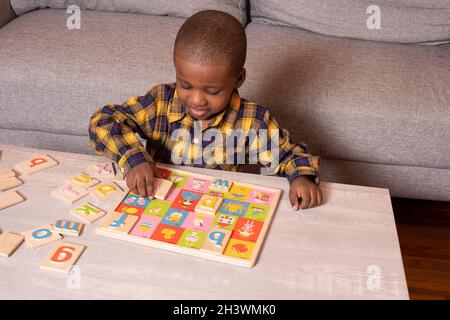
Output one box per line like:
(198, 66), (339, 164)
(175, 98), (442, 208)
(174, 10), (247, 77)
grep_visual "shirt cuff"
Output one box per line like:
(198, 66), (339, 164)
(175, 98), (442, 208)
(287, 168), (320, 185)
(117, 148), (155, 177)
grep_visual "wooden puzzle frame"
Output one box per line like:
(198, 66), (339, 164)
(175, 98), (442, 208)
(95, 165), (282, 268)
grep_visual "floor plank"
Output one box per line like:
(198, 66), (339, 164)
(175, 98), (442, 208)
(392, 197), (450, 300)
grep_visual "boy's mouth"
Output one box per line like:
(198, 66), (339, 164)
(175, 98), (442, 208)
(188, 106), (209, 118)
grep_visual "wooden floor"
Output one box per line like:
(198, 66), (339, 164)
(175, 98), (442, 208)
(391, 197), (450, 300)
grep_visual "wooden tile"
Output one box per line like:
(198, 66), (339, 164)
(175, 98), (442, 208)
(153, 178), (173, 200)
(88, 162), (115, 179)
(21, 225), (62, 249)
(52, 220), (84, 236)
(194, 195), (223, 215)
(96, 212), (139, 235)
(14, 155), (58, 175)
(69, 202), (106, 224)
(89, 182), (123, 202)
(51, 184), (89, 204)
(0, 168), (15, 179)
(0, 232), (24, 257)
(40, 242), (86, 273)
(209, 178), (233, 192)
(0, 176), (23, 191)
(66, 172), (100, 189)
(0, 190), (25, 210)
(200, 227), (232, 255)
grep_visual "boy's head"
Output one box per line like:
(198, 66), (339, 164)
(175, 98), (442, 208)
(173, 10), (247, 121)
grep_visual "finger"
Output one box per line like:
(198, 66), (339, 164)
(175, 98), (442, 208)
(317, 188), (323, 205)
(298, 190), (310, 209)
(146, 174), (154, 198)
(154, 167), (163, 178)
(137, 177), (148, 197)
(309, 189), (318, 208)
(127, 176), (138, 195)
(289, 189), (299, 211)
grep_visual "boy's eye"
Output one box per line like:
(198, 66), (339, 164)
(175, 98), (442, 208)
(180, 84), (191, 90)
(207, 90), (221, 95)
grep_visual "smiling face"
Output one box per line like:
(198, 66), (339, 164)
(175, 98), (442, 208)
(174, 54), (246, 121)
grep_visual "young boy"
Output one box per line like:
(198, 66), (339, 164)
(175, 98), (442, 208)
(89, 10), (322, 211)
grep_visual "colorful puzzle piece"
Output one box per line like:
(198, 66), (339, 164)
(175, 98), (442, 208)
(40, 242), (86, 273)
(209, 178), (232, 192)
(130, 215), (161, 239)
(14, 155), (58, 175)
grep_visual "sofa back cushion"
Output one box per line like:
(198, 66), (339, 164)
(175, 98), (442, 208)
(10, 0), (248, 25)
(250, 0), (450, 44)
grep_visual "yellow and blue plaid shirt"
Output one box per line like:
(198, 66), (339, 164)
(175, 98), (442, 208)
(89, 83), (320, 184)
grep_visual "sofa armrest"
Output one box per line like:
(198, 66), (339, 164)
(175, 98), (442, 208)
(0, 0), (16, 28)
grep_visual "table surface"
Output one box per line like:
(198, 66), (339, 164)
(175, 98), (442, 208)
(0, 144), (409, 299)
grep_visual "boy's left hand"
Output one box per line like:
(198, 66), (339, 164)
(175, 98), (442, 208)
(289, 176), (322, 211)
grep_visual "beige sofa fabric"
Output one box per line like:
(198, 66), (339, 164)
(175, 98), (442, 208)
(250, 0), (450, 44)
(10, 0), (248, 25)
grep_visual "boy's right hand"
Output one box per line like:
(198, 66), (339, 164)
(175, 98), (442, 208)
(125, 162), (157, 198)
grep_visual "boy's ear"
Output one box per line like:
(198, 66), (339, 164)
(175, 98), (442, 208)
(235, 68), (246, 89)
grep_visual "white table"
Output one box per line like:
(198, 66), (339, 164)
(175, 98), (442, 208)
(0, 144), (409, 299)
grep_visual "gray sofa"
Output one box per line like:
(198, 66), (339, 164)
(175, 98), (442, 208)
(1, 0), (449, 201)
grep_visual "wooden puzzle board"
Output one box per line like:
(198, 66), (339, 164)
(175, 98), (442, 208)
(95, 165), (282, 268)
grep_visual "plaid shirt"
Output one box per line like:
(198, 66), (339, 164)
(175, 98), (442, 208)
(89, 83), (320, 184)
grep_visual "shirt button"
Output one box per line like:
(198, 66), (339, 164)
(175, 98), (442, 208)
(194, 138), (199, 144)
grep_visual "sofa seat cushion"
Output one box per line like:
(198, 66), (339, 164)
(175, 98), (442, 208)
(242, 22), (450, 169)
(0, 9), (184, 136)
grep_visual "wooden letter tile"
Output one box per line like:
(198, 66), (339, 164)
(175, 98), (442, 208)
(194, 195), (223, 215)
(14, 155), (58, 175)
(200, 227), (232, 255)
(0, 190), (25, 210)
(89, 182), (123, 201)
(52, 184), (89, 204)
(96, 212), (139, 235)
(153, 178), (173, 200)
(0, 176), (23, 191)
(21, 225), (62, 249)
(70, 202), (106, 224)
(0, 232), (24, 257)
(87, 162), (115, 179)
(52, 220), (84, 236)
(0, 168), (15, 179)
(40, 242), (86, 273)
(66, 172), (100, 189)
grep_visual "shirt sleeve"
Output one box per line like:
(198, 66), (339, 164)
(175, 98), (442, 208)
(88, 88), (159, 176)
(252, 110), (320, 184)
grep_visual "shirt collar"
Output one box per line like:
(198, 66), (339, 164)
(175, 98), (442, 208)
(168, 86), (242, 130)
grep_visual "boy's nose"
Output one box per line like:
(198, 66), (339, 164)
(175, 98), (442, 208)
(189, 90), (208, 107)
